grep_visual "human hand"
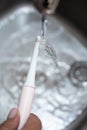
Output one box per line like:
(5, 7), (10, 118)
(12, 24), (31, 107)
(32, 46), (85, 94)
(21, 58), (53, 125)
(0, 108), (42, 130)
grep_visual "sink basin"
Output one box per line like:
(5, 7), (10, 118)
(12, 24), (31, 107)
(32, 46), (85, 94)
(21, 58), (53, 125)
(0, 3), (87, 130)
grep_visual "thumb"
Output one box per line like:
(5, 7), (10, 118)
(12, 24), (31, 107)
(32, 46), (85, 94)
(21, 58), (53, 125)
(0, 108), (20, 130)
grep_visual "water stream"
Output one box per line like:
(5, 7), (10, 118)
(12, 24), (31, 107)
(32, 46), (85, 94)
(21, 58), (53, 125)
(40, 15), (61, 75)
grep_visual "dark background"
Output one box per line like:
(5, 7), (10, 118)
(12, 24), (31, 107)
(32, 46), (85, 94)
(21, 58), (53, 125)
(0, 0), (87, 36)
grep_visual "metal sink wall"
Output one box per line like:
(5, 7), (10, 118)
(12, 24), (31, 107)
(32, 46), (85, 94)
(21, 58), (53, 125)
(0, 4), (87, 130)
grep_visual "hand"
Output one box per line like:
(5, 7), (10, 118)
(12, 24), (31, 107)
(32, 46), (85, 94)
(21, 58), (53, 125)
(0, 108), (42, 130)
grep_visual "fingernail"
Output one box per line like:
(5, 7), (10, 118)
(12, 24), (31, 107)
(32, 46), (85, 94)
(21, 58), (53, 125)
(8, 108), (18, 119)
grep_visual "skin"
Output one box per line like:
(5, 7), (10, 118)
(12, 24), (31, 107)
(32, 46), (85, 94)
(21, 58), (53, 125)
(0, 109), (42, 130)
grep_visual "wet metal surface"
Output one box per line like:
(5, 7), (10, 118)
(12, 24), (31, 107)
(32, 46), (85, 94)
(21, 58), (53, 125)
(0, 5), (87, 130)
(68, 61), (87, 88)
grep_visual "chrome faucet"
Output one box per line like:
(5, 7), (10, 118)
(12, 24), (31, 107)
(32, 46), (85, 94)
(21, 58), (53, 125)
(33, 0), (60, 14)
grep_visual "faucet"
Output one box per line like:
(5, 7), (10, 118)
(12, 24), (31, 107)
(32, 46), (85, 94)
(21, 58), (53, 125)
(33, 0), (60, 14)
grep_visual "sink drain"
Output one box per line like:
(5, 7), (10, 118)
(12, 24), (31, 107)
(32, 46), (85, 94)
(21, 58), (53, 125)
(68, 61), (87, 87)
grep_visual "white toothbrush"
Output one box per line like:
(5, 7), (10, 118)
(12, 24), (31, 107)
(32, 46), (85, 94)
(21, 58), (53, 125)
(18, 36), (41, 130)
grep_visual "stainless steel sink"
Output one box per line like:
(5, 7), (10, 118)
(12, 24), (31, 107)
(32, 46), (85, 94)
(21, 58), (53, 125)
(0, 3), (87, 130)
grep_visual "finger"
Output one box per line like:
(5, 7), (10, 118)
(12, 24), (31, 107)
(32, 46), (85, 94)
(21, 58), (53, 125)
(22, 113), (42, 130)
(0, 108), (20, 130)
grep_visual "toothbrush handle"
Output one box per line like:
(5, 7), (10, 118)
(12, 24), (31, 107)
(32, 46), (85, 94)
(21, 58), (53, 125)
(18, 86), (35, 130)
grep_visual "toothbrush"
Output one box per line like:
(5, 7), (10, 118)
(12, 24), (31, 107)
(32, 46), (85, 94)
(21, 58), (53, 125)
(18, 36), (41, 130)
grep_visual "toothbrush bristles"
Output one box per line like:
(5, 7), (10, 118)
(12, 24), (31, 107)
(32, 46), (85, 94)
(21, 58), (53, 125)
(36, 36), (41, 43)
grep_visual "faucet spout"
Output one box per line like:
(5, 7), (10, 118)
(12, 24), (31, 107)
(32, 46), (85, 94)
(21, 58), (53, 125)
(33, 0), (60, 14)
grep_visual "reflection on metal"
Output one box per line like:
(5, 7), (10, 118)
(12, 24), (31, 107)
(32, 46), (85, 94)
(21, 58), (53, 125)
(0, 5), (87, 130)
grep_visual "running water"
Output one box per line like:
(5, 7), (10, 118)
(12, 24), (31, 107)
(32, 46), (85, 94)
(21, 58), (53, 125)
(40, 15), (60, 73)
(41, 15), (48, 42)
